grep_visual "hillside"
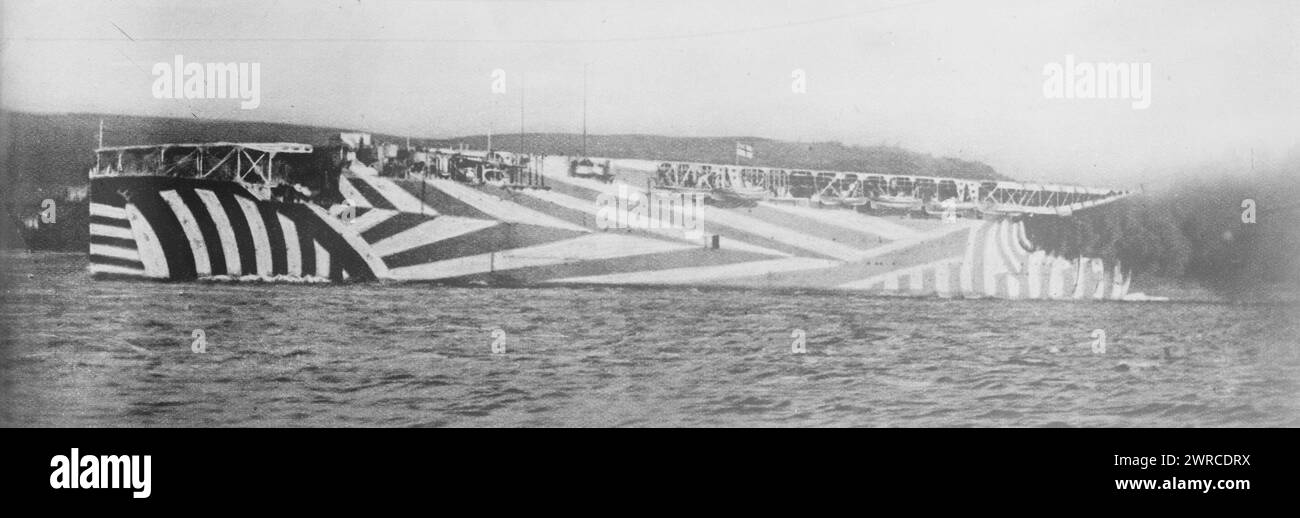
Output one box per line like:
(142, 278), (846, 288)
(0, 110), (1006, 251)
(0, 111), (1007, 199)
(427, 133), (1006, 181)
(2, 111), (356, 199)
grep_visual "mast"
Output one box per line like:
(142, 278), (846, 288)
(514, 71), (520, 158)
(96, 119), (104, 171)
(488, 94), (493, 153)
(582, 63), (588, 157)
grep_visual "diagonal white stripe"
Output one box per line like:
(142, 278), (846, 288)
(337, 177), (373, 208)
(1091, 258), (1108, 300)
(314, 240), (330, 278)
(124, 203), (169, 279)
(520, 187), (789, 257)
(1111, 262), (1126, 300)
(354, 176), (439, 215)
(760, 202), (917, 241)
(371, 217), (498, 258)
(545, 176), (862, 260)
(959, 222), (979, 294)
(1072, 259), (1088, 299)
(998, 219), (1023, 273)
(300, 203), (389, 278)
(160, 190), (211, 276)
(551, 257), (841, 285)
(195, 190), (242, 275)
(423, 177), (588, 232)
(235, 196), (273, 276)
(90, 223), (135, 240)
(983, 222), (1003, 297)
(278, 214), (302, 276)
(839, 257), (961, 290)
(388, 233), (689, 281)
(89, 263), (148, 277)
(348, 208), (398, 234)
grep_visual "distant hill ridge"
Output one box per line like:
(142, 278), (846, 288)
(1, 111), (1006, 197)
(428, 133), (1006, 181)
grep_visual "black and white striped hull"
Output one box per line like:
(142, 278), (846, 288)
(89, 177), (381, 281)
(88, 166), (1132, 300)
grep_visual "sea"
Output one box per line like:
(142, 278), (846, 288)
(2, 252), (1297, 427)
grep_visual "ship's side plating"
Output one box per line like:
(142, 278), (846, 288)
(90, 176), (378, 281)
(89, 150), (1132, 300)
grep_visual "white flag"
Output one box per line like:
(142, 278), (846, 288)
(735, 142), (754, 159)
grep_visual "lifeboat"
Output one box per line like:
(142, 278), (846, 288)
(870, 193), (923, 211)
(569, 157), (614, 183)
(923, 197), (978, 216)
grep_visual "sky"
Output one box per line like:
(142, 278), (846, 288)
(2, 0), (1297, 187)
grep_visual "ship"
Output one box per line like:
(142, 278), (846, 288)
(868, 177), (925, 212)
(88, 135), (1139, 300)
(568, 64), (615, 184)
(569, 157), (613, 183)
(709, 166), (767, 205)
(922, 179), (981, 218)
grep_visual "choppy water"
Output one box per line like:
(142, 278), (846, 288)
(2, 252), (1297, 427)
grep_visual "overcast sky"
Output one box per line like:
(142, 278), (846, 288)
(3, 0), (1297, 186)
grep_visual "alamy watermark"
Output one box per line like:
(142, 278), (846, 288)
(152, 55), (261, 109)
(50, 448), (151, 499)
(596, 184), (706, 239)
(1043, 55), (1151, 109)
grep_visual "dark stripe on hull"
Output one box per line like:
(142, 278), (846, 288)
(295, 209), (317, 277)
(330, 254), (344, 280)
(359, 212), (437, 244)
(381, 223), (586, 269)
(392, 179), (493, 219)
(702, 224), (839, 261)
(515, 178), (831, 259)
(89, 215), (132, 228)
(279, 203), (376, 281)
(216, 192), (259, 276)
(732, 204), (892, 249)
(346, 177), (397, 210)
(175, 188), (228, 276)
(257, 203), (288, 275)
(89, 254), (146, 270)
(89, 234), (138, 249)
(132, 188), (197, 279)
(502, 190), (595, 229)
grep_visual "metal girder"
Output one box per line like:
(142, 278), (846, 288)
(648, 158), (1135, 216)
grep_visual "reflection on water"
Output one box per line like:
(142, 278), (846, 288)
(2, 252), (1297, 427)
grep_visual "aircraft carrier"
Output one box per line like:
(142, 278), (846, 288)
(87, 136), (1136, 300)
